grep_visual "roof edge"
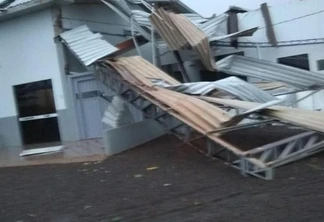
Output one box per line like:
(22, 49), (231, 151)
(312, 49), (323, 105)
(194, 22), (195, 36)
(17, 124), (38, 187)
(0, 0), (73, 22)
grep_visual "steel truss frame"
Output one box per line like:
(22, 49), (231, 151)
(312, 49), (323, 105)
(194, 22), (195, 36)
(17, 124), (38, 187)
(94, 64), (324, 180)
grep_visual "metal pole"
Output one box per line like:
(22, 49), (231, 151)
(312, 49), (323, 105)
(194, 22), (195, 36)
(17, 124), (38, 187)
(256, 43), (261, 59)
(151, 7), (157, 66)
(131, 15), (142, 57)
(172, 51), (190, 83)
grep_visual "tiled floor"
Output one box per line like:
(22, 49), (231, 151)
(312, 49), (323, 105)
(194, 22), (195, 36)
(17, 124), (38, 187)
(0, 139), (106, 168)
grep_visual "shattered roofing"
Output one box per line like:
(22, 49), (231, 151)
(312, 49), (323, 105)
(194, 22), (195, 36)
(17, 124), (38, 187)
(0, 0), (34, 10)
(60, 25), (118, 66)
(216, 55), (324, 89)
(152, 76), (276, 103)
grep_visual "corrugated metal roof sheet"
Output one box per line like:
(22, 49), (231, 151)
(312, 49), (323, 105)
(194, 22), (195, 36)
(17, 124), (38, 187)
(184, 13), (207, 25)
(60, 25), (118, 66)
(101, 0), (152, 40)
(150, 9), (257, 70)
(0, 0), (33, 9)
(132, 10), (207, 28)
(201, 97), (324, 134)
(209, 27), (258, 42)
(149, 8), (188, 50)
(216, 55), (324, 89)
(131, 10), (151, 27)
(152, 76), (276, 103)
(198, 14), (227, 38)
(150, 8), (216, 70)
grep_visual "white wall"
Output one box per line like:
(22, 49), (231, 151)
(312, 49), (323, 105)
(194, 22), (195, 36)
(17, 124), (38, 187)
(0, 10), (65, 118)
(181, 0), (293, 17)
(61, 4), (128, 44)
(238, 0), (324, 42)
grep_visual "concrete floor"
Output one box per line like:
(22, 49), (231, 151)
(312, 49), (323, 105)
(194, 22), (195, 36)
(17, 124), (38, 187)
(1, 135), (324, 222)
(0, 138), (106, 168)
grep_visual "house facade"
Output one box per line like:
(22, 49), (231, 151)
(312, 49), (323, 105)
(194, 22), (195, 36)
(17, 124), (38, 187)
(0, 0), (323, 151)
(0, 0), (191, 149)
(0, 2), (132, 148)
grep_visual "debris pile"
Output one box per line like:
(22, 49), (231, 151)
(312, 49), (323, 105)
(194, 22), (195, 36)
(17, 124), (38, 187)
(59, 1), (324, 179)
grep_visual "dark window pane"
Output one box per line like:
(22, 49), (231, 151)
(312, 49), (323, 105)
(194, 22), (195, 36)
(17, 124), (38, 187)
(172, 71), (184, 82)
(200, 51), (246, 81)
(215, 51), (244, 61)
(200, 70), (248, 81)
(20, 117), (61, 146)
(14, 79), (56, 117)
(277, 54), (310, 71)
(75, 90), (100, 100)
(317, 59), (324, 71)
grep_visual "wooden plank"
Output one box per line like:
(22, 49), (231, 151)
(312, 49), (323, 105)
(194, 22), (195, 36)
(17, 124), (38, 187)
(107, 57), (245, 155)
(201, 96), (324, 134)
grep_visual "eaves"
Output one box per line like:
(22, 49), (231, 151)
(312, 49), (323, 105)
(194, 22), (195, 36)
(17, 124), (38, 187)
(0, 0), (73, 22)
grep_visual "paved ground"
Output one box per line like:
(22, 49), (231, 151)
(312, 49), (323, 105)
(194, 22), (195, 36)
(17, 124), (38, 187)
(0, 139), (105, 168)
(1, 135), (324, 222)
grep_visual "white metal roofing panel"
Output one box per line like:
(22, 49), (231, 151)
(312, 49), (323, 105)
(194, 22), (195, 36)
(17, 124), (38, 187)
(209, 27), (258, 42)
(131, 10), (206, 28)
(152, 76), (276, 103)
(1, 0), (33, 9)
(198, 14), (227, 38)
(216, 55), (324, 89)
(60, 25), (118, 66)
(183, 13), (207, 25)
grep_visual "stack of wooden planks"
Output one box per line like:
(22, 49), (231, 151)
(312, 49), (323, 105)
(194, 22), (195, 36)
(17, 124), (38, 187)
(150, 8), (215, 71)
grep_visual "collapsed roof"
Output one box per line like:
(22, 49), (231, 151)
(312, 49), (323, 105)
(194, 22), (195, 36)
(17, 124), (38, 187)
(152, 76), (276, 103)
(95, 55), (324, 179)
(99, 55), (324, 135)
(57, 1), (324, 179)
(101, 0), (258, 71)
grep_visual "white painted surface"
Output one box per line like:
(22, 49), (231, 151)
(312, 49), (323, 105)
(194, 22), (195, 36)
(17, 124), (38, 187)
(0, 10), (65, 118)
(238, 0), (324, 42)
(215, 44), (324, 110)
(61, 4), (128, 45)
(20, 146), (64, 157)
(181, 0), (293, 17)
(103, 119), (165, 156)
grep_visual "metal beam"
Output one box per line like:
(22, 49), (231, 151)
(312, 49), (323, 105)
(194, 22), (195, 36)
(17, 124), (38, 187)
(94, 63), (324, 180)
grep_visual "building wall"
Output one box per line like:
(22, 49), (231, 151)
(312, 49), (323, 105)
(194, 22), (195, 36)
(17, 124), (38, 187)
(59, 4), (154, 142)
(208, 0), (324, 111)
(0, 10), (66, 117)
(238, 0), (324, 43)
(0, 10), (71, 147)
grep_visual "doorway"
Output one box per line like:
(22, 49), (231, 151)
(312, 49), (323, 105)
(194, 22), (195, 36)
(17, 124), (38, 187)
(14, 79), (62, 149)
(71, 74), (113, 140)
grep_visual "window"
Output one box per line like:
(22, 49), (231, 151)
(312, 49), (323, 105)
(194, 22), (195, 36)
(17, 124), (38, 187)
(161, 64), (184, 82)
(200, 51), (246, 82)
(277, 54), (310, 71)
(317, 59), (324, 71)
(172, 71), (184, 82)
(14, 79), (56, 118)
(14, 79), (61, 147)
